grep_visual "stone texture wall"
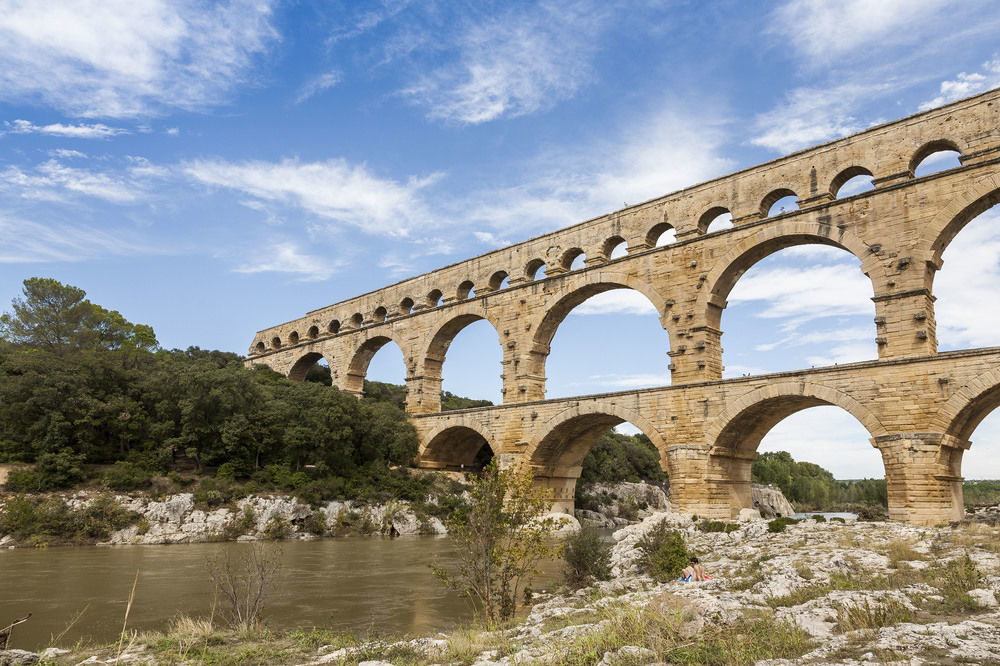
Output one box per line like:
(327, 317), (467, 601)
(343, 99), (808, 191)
(245, 89), (1000, 525)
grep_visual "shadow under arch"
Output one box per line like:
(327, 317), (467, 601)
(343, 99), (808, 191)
(700, 220), (880, 330)
(526, 270), (671, 390)
(705, 381), (887, 517)
(345, 335), (406, 396)
(421, 310), (504, 412)
(417, 424), (496, 470)
(524, 403), (672, 513)
(287, 350), (331, 382)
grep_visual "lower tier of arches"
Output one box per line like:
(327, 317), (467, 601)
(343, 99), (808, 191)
(411, 347), (1000, 525)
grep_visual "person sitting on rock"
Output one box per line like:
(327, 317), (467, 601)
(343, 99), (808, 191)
(679, 557), (706, 582)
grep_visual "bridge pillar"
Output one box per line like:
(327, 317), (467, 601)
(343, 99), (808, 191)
(699, 448), (756, 519)
(873, 288), (937, 358)
(662, 444), (726, 515)
(530, 464), (582, 515)
(874, 433), (969, 525)
(669, 327), (723, 383)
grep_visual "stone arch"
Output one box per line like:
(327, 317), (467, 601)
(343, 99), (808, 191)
(926, 176), (1000, 268)
(602, 235), (627, 259)
(253, 341), (266, 354)
(372, 306), (388, 323)
(399, 297), (414, 315)
(645, 221), (674, 247)
(288, 351), (329, 382)
(288, 331), (299, 345)
(526, 402), (673, 473)
(830, 165), (874, 198)
(328, 319), (341, 335)
(418, 423), (497, 469)
(909, 138), (963, 175)
(560, 247), (585, 271)
(349, 312), (364, 329)
(427, 289), (443, 308)
(487, 270), (509, 291)
(307, 325), (319, 340)
(760, 187), (799, 217)
(420, 310), (504, 412)
(525, 270), (671, 390)
(270, 335), (282, 350)
(706, 381), (889, 460)
(937, 366), (1000, 443)
(456, 280), (475, 300)
(525, 258), (546, 281)
(345, 335), (406, 395)
(697, 206), (732, 233)
(700, 220), (880, 329)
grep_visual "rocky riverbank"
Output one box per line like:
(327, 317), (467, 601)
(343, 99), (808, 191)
(7, 508), (998, 665)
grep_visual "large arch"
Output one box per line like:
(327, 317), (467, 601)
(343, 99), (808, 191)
(706, 381), (888, 517)
(525, 403), (673, 513)
(526, 271), (671, 393)
(701, 221), (880, 330)
(421, 311), (504, 412)
(418, 424), (496, 470)
(344, 335), (406, 396)
(926, 177), (1000, 269)
(287, 351), (331, 382)
(938, 366), (1000, 443)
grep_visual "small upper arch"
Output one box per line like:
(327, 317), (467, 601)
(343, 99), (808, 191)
(760, 188), (799, 218)
(602, 235), (628, 259)
(830, 166), (875, 198)
(427, 289), (443, 308)
(350, 312), (364, 329)
(525, 258), (547, 281)
(457, 280), (475, 300)
(253, 341), (266, 354)
(328, 319), (341, 335)
(910, 139), (962, 176)
(487, 270), (510, 291)
(645, 221), (675, 247)
(372, 306), (388, 323)
(270, 335), (282, 349)
(560, 247), (586, 271)
(288, 331), (300, 345)
(307, 325), (319, 340)
(698, 206), (733, 234)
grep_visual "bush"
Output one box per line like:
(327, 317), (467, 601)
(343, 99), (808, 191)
(102, 461), (153, 491)
(637, 520), (689, 581)
(697, 520), (739, 533)
(0, 493), (139, 543)
(563, 527), (612, 588)
(4, 449), (85, 492)
(768, 517), (801, 533)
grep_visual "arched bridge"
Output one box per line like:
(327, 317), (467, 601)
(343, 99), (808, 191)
(247, 88), (1000, 525)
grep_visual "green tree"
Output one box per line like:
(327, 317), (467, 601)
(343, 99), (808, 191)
(433, 460), (559, 625)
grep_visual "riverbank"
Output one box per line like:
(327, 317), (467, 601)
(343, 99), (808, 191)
(7, 509), (999, 665)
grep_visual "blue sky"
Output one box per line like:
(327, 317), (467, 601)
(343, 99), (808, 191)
(1, 0), (999, 479)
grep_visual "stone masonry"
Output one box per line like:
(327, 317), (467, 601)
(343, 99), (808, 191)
(246, 88), (1000, 525)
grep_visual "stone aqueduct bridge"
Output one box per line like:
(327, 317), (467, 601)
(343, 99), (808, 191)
(247, 89), (1000, 525)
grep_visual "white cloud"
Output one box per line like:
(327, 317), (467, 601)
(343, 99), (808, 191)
(399, 1), (606, 124)
(805, 342), (876, 367)
(754, 326), (871, 353)
(3, 119), (128, 138)
(294, 70), (342, 104)
(920, 58), (1000, 110)
(0, 0), (278, 118)
(0, 214), (156, 263)
(50, 149), (87, 159)
(572, 290), (658, 316)
(750, 82), (894, 153)
(580, 372), (668, 390)
(183, 157), (441, 237)
(0, 159), (149, 203)
(463, 102), (734, 236)
(769, 0), (957, 68)
(234, 242), (340, 281)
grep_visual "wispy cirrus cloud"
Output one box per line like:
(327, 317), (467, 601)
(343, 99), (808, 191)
(294, 70), (342, 105)
(2, 119), (128, 138)
(183, 157), (441, 237)
(233, 241), (341, 281)
(398, 0), (609, 124)
(0, 214), (157, 263)
(0, 155), (169, 203)
(0, 0), (278, 118)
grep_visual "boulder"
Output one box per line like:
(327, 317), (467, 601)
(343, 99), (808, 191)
(751, 484), (795, 518)
(0, 649), (39, 665)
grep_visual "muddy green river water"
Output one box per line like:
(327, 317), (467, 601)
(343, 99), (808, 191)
(0, 537), (560, 652)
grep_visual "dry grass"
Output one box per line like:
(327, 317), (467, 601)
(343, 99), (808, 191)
(835, 598), (912, 634)
(885, 539), (925, 568)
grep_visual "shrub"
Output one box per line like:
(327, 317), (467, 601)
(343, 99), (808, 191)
(4, 449), (85, 491)
(102, 461), (153, 491)
(563, 526), (612, 588)
(768, 517), (801, 533)
(637, 520), (689, 581)
(301, 510), (327, 536)
(698, 520), (739, 533)
(0, 493), (139, 543)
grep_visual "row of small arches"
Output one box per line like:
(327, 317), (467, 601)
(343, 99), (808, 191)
(251, 143), (964, 354)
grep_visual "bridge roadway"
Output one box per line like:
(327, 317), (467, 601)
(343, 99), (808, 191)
(413, 348), (1000, 525)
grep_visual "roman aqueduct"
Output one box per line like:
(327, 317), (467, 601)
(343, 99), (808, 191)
(247, 88), (1000, 525)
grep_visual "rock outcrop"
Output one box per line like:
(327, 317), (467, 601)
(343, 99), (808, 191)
(575, 481), (670, 528)
(751, 483), (796, 517)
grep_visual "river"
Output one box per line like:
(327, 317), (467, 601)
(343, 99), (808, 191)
(0, 537), (563, 652)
